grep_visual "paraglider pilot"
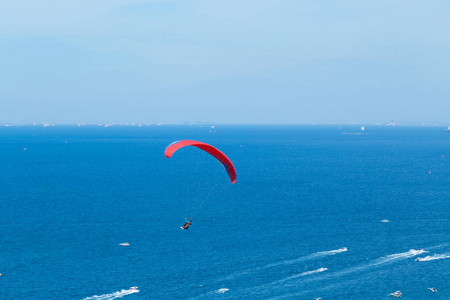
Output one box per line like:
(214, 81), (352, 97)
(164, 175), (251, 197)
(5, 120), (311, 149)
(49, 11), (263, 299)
(181, 219), (192, 230)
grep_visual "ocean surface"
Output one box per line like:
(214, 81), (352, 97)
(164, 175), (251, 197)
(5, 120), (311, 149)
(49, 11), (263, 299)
(0, 125), (449, 300)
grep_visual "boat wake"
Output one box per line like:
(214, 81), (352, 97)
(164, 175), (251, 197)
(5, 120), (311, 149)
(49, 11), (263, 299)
(274, 267), (328, 285)
(380, 249), (427, 261)
(82, 288), (139, 300)
(273, 249), (430, 299)
(275, 248), (427, 292)
(221, 248), (346, 281)
(264, 247), (347, 269)
(416, 253), (450, 262)
(238, 266), (328, 297)
(314, 248), (348, 256)
(301, 267), (328, 276)
(330, 249), (427, 276)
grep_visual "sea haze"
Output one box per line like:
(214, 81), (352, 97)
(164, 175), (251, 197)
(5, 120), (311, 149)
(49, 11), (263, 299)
(0, 125), (449, 299)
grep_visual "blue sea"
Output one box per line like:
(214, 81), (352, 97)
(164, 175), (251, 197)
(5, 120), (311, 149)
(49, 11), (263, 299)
(0, 125), (449, 299)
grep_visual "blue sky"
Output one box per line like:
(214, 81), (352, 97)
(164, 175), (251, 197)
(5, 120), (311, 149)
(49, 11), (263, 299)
(1, 0), (449, 124)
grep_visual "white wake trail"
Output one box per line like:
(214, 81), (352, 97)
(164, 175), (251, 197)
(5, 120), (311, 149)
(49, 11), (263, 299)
(221, 247), (347, 282)
(272, 267), (328, 285)
(273, 249), (430, 299)
(314, 248), (348, 256)
(376, 249), (427, 263)
(82, 288), (139, 300)
(277, 248), (428, 292)
(271, 246), (450, 299)
(265, 248), (347, 269)
(319, 249), (426, 278)
(416, 253), (450, 262)
(239, 266), (328, 297)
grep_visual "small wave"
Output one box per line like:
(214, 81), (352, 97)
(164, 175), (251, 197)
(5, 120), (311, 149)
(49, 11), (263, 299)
(416, 254), (450, 262)
(82, 288), (139, 300)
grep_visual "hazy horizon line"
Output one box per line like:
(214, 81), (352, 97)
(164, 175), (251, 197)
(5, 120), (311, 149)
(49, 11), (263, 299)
(1, 122), (449, 127)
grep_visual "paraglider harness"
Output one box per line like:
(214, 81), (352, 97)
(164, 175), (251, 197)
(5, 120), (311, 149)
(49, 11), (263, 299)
(181, 219), (192, 230)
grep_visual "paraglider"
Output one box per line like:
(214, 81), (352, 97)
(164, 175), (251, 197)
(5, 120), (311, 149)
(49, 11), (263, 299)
(165, 140), (236, 229)
(165, 140), (236, 183)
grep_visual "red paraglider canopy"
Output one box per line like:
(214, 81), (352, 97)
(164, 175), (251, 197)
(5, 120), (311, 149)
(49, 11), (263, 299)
(165, 140), (236, 183)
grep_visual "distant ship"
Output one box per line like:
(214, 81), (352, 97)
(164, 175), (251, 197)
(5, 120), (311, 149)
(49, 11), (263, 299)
(361, 126), (365, 131)
(385, 121), (398, 126)
(446, 126), (450, 132)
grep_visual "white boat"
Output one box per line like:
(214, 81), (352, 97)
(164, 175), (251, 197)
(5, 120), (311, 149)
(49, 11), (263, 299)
(129, 286), (138, 291)
(390, 291), (402, 297)
(119, 243), (130, 246)
(361, 126), (365, 131)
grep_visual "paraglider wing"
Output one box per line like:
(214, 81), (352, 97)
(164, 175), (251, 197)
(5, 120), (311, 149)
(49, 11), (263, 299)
(165, 140), (237, 183)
